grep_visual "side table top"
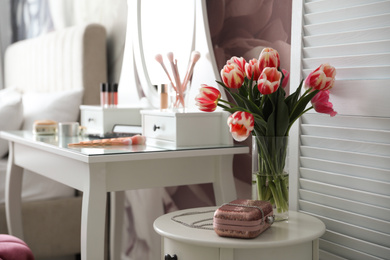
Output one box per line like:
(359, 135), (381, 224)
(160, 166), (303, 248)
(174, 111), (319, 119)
(154, 207), (325, 249)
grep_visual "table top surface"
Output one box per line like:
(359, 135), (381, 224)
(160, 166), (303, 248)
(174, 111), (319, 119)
(154, 207), (326, 249)
(0, 131), (249, 162)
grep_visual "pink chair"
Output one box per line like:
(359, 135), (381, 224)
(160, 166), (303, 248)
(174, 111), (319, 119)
(0, 234), (34, 260)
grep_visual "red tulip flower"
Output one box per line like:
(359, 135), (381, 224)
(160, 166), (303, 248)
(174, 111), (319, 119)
(258, 48), (280, 72)
(245, 58), (261, 81)
(227, 56), (246, 73)
(195, 85), (221, 112)
(257, 67), (282, 95)
(305, 63), (336, 91)
(221, 63), (245, 89)
(311, 90), (337, 117)
(227, 111), (254, 141)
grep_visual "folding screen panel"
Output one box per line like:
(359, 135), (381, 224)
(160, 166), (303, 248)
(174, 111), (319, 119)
(289, 0), (390, 259)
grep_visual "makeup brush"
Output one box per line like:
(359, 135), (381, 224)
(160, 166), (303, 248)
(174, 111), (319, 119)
(167, 52), (185, 106)
(68, 135), (146, 147)
(182, 51), (201, 91)
(155, 54), (176, 90)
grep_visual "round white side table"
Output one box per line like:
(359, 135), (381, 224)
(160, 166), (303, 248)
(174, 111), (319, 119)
(154, 207), (325, 260)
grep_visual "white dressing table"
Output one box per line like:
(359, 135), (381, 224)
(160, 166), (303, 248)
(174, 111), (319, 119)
(0, 130), (248, 260)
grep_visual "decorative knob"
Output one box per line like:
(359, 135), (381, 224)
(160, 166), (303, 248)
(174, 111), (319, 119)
(165, 254), (178, 260)
(88, 118), (94, 122)
(153, 124), (160, 131)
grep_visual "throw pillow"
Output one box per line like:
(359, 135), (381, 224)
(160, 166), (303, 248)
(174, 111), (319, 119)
(22, 89), (83, 130)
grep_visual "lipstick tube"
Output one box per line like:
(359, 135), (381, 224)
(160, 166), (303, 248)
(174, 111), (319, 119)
(112, 83), (118, 106)
(100, 83), (108, 107)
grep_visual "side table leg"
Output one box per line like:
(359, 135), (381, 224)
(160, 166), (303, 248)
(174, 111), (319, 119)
(213, 154), (237, 205)
(5, 143), (24, 239)
(313, 238), (320, 260)
(81, 164), (107, 260)
(110, 191), (124, 260)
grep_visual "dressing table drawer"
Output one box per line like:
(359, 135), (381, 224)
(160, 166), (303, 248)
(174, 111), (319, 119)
(81, 108), (104, 134)
(143, 114), (176, 141)
(80, 105), (142, 135)
(141, 110), (233, 148)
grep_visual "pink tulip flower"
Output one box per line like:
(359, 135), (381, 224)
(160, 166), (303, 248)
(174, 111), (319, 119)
(258, 48), (280, 72)
(257, 67), (282, 95)
(311, 90), (337, 117)
(221, 63), (245, 89)
(227, 111), (254, 142)
(304, 63), (336, 91)
(195, 85), (221, 112)
(245, 58), (261, 81)
(281, 69), (290, 88)
(227, 56), (246, 73)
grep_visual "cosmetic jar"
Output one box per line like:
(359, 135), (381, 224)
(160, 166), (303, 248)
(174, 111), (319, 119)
(33, 120), (58, 135)
(58, 122), (80, 137)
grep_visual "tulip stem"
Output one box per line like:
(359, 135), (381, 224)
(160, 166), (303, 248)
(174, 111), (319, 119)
(286, 106), (314, 134)
(219, 99), (237, 107)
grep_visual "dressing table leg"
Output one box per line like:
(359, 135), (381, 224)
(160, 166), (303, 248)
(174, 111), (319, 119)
(212, 154), (237, 205)
(81, 163), (107, 260)
(5, 143), (24, 239)
(110, 191), (124, 260)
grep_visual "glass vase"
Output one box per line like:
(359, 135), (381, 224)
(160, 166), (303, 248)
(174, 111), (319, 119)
(252, 136), (289, 221)
(169, 82), (191, 112)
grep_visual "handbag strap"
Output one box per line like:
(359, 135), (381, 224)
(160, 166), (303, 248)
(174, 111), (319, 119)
(171, 209), (215, 230)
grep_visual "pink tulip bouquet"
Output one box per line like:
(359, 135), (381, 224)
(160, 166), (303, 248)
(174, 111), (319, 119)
(195, 47), (336, 218)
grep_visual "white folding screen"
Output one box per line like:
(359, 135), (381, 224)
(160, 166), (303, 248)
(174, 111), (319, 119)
(289, 0), (390, 259)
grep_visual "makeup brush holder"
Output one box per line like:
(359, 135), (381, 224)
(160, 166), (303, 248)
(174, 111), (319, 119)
(169, 82), (191, 112)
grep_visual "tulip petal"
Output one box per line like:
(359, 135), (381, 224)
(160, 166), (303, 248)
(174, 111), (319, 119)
(227, 111), (254, 141)
(305, 63), (336, 91)
(258, 47), (280, 72)
(257, 67), (282, 95)
(221, 64), (245, 89)
(195, 85), (221, 112)
(311, 90), (337, 117)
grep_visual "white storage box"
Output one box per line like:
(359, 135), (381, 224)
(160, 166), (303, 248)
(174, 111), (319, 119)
(141, 110), (233, 148)
(80, 105), (142, 135)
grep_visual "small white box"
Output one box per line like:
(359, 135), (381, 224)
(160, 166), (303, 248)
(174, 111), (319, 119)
(141, 110), (233, 148)
(80, 105), (142, 135)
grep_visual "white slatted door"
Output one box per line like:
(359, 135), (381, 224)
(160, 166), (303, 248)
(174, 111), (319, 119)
(289, 0), (390, 259)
